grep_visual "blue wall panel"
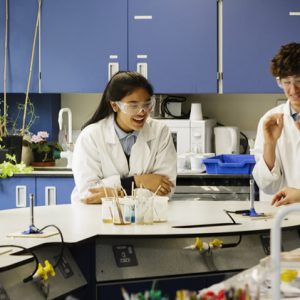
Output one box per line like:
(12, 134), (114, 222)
(0, 93), (61, 141)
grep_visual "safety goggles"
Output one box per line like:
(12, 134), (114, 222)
(115, 96), (155, 115)
(276, 76), (300, 89)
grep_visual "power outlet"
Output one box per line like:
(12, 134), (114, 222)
(55, 256), (74, 278)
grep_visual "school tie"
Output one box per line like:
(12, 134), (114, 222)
(292, 112), (299, 121)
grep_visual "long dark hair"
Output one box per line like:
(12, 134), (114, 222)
(82, 71), (154, 129)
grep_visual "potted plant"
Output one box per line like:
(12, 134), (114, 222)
(0, 153), (32, 179)
(0, 0), (41, 164)
(30, 131), (63, 167)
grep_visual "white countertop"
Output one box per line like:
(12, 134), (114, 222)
(1, 200), (299, 247)
(1, 200), (299, 270)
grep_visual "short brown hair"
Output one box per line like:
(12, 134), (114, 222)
(270, 42), (300, 78)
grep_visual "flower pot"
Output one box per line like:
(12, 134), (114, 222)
(0, 149), (10, 164)
(0, 135), (23, 163)
(31, 149), (55, 166)
(31, 161), (55, 167)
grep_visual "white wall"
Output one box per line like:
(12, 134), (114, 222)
(61, 93), (102, 130)
(187, 93), (285, 133)
(61, 93), (286, 135)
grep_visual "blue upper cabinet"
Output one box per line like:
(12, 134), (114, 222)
(0, 0), (39, 93)
(223, 0), (300, 93)
(128, 0), (217, 94)
(41, 0), (127, 93)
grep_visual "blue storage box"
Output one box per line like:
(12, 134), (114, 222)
(203, 154), (256, 174)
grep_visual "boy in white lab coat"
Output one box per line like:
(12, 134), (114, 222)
(253, 43), (300, 198)
(71, 71), (177, 204)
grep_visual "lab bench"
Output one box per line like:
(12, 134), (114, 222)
(0, 201), (300, 299)
(0, 171), (256, 209)
(175, 173), (257, 201)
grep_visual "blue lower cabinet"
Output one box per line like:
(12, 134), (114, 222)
(0, 177), (35, 209)
(36, 177), (75, 206)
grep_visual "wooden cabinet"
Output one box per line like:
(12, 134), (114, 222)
(0, 0), (39, 93)
(40, 0), (127, 93)
(223, 0), (300, 93)
(128, 0), (217, 93)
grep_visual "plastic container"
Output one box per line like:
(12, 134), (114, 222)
(135, 196), (154, 225)
(202, 154), (256, 174)
(101, 197), (114, 223)
(153, 196), (169, 222)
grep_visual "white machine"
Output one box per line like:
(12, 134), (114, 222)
(158, 119), (216, 154)
(214, 126), (240, 155)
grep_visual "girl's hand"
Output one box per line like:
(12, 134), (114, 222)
(134, 174), (174, 196)
(272, 187), (300, 207)
(81, 187), (123, 204)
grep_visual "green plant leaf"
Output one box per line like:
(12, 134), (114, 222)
(0, 155), (33, 179)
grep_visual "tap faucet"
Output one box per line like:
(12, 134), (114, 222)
(58, 108), (73, 145)
(58, 108), (73, 168)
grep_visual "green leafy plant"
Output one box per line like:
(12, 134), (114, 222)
(0, 154), (33, 179)
(31, 131), (63, 162)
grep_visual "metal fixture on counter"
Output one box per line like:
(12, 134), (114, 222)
(57, 108), (73, 168)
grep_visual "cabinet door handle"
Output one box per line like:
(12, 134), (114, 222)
(289, 12), (300, 16)
(137, 62), (148, 79)
(108, 62), (119, 81)
(45, 186), (56, 206)
(134, 15), (153, 20)
(16, 186), (27, 208)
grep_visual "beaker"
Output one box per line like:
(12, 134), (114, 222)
(101, 197), (114, 223)
(112, 198), (131, 225)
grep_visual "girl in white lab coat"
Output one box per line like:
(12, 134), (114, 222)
(71, 71), (177, 204)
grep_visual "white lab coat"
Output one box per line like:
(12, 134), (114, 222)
(252, 100), (300, 195)
(71, 115), (177, 203)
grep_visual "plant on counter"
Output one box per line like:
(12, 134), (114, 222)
(0, 154), (33, 179)
(30, 131), (63, 165)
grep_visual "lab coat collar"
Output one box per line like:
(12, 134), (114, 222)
(137, 117), (156, 143)
(284, 100), (292, 116)
(103, 115), (119, 144)
(113, 118), (139, 140)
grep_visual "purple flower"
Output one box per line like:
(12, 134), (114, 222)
(31, 131), (49, 143)
(37, 131), (49, 139)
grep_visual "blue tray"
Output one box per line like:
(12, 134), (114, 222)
(203, 154), (256, 174)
